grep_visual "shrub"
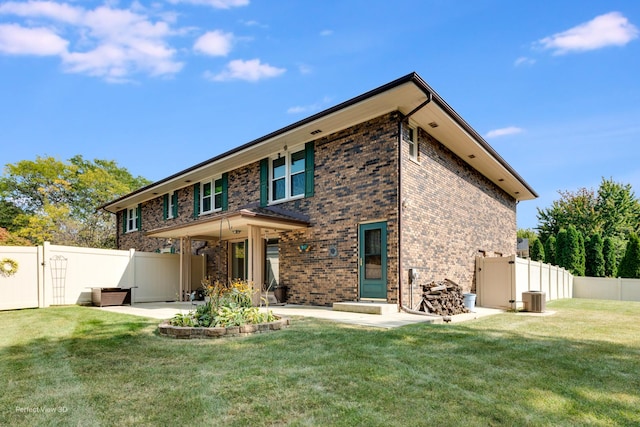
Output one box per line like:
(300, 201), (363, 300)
(618, 233), (640, 278)
(169, 278), (275, 328)
(603, 237), (618, 277)
(530, 238), (544, 261)
(544, 235), (557, 265)
(585, 233), (605, 277)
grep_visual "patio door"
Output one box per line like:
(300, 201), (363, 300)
(359, 221), (387, 299)
(230, 240), (247, 281)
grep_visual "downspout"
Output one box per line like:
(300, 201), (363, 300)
(397, 90), (437, 316)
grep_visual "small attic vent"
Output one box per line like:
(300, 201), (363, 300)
(468, 154), (476, 159)
(428, 121), (439, 128)
(310, 129), (322, 135)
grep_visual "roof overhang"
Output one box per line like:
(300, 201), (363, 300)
(146, 208), (309, 240)
(100, 72), (536, 214)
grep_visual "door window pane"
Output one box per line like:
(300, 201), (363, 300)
(231, 241), (246, 281)
(364, 229), (382, 279)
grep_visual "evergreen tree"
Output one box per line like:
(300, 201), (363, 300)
(530, 238), (545, 262)
(557, 225), (585, 275)
(556, 229), (568, 270)
(576, 230), (586, 276)
(603, 237), (617, 277)
(544, 235), (557, 265)
(618, 233), (640, 278)
(585, 233), (605, 277)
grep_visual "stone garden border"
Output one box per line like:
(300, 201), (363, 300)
(158, 316), (290, 339)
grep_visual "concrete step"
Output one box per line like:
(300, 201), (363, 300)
(332, 301), (398, 315)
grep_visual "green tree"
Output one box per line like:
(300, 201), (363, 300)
(557, 225), (585, 275)
(0, 155), (150, 248)
(537, 178), (639, 270)
(618, 233), (640, 278)
(544, 235), (557, 265)
(0, 199), (29, 232)
(537, 187), (597, 243)
(585, 233), (605, 277)
(530, 238), (545, 261)
(603, 237), (618, 277)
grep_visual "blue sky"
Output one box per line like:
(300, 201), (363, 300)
(1, 0), (639, 230)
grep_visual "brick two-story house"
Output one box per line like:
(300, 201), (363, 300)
(101, 72), (537, 308)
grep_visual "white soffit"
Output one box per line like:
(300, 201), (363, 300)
(104, 77), (535, 212)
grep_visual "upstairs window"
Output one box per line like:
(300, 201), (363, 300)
(193, 173), (228, 217)
(260, 142), (314, 207)
(271, 148), (306, 203)
(201, 177), (224, 214)
(123, 205), (140, 233)
(163, 191), (178, 220)
(404, 125), (418, 162)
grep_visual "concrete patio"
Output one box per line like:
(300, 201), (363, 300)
(96, 301), (504, 329)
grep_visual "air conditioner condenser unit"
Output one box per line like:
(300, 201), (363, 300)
(522, 291), (546, 313)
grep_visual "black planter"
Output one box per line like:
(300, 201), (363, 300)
(273, 286), (288, 303)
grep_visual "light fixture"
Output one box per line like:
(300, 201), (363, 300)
(498, 178), (504, 182)
(231, 229), (241, 235)
(428, 122), (439, 128)
(468, 154), (476, 159)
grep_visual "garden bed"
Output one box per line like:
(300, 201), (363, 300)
(158, 316), (290, 339)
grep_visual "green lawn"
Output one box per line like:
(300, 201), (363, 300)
(1, 299), (639, 426)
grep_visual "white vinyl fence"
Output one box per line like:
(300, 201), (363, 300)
(476, 255), (573, 310)
(573, 277), (640, 301)
(0, 242), (204, 311)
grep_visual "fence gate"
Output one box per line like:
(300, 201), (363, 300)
(476, 256), (514, 309)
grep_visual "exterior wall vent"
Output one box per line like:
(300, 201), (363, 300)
(522, 291), (545, 313)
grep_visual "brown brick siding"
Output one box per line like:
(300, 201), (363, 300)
(401, 126), (516, 306)
(116, 111), (517, 307)
(276, 112), (400, 305)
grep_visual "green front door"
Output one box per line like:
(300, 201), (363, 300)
(359, 221), (387, 299)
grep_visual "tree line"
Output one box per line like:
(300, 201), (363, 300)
(0, 155), (150, 248)
(521, 178), (640, 278)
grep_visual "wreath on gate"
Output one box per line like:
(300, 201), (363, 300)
(0, 258), (19, 277)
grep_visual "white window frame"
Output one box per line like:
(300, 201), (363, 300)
(125, 207), (138, 232)
(405, 124), (419, 163)
(200, 176), (223, 215)
(269, 146), (306, 204)
(167, 191), (176, 219)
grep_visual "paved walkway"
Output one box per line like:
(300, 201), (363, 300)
(96, 301), (504, 329)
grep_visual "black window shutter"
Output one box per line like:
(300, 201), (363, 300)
(193, 183), (200, 218)
(259, 158), (269, 207)
(136, 204), (141, 230)
(163, 194), (168, 220)
(305, 141), (315, 197)
(221, 172), (229, 211)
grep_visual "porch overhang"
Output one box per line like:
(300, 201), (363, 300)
(145, 207), (310, 241)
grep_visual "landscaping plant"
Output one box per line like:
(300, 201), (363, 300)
(169, 278), (276, 327)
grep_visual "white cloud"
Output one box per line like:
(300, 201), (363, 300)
(320, 29), (333, 36)
(167, 0), (249, 8)
(514, 56), (535, 67)
(0, 2), (183, 82)
(193, 30), (233, 56)
(485, 126), (524, 139)
(0, 24), (68, 55)
(287, 96), (332, 114)
(206, 59), (285, 82)
(537, 12), (639, 55)
(0, 1), (82, 24)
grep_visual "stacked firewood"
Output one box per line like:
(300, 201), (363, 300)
(418, 279), (470, 316)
